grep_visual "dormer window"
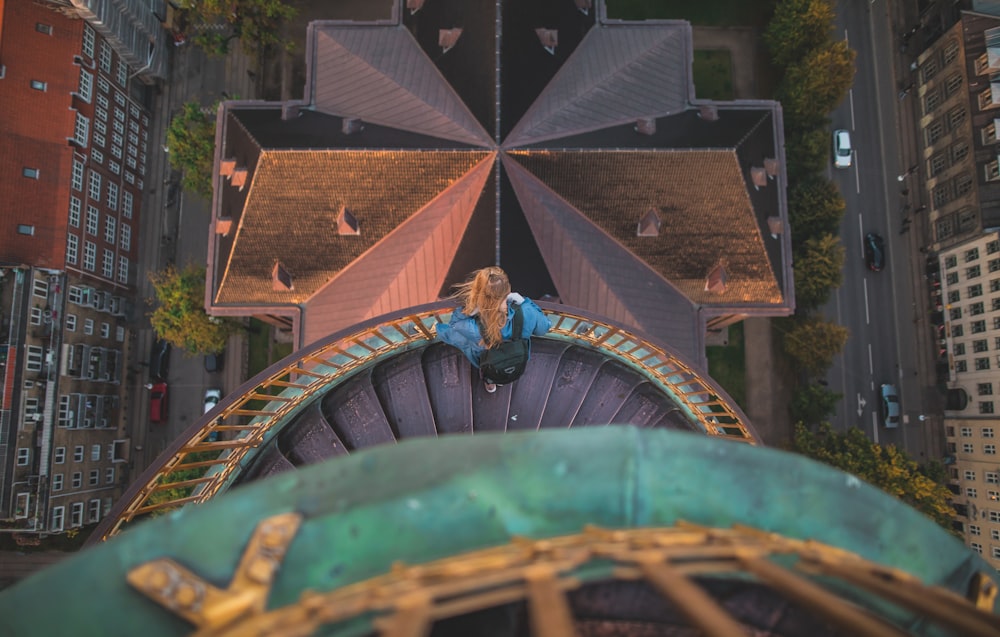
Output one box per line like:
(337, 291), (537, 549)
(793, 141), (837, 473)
(337, 206), (360, 235)
(439, 28), (462, 54)
(536, 29), (557, 55)
(272, 261), (293, 291)
(637, 208), (660, 237)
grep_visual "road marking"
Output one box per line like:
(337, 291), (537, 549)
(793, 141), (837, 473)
(868, 343), (874, 374)
(858, 212), (864, 250)
(855, 155), (860, 194)
(849, 89), (856, 130)
(864, 278), (870, 325)
(845, 28), (849, 44)
(857, 393), (866, 417)
(872, 412), (879, 443)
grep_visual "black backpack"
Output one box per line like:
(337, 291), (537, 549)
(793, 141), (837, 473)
(478, 304), (529, 384)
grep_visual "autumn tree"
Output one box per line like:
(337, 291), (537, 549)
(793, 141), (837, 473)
(778, 40), (856, 132)
(781, 316), (849, 376)
(763, 0), (835, 68)
(792, 423), (956, 532)
(793, 233), (845, 310)
(788, 176), (846, 242)
(179, 0), (297, 56)
(790, 383), (841, 425)
(149, 264), (242, 355)
(166, 101), (217, 199)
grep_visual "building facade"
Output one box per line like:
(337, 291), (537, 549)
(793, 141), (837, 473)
(0, 1), (148, 538)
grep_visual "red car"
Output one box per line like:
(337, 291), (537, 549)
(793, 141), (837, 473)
(149, 382), (168, 423)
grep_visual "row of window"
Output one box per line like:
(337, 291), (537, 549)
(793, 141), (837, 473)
(49, 498), (109, 532)
(18, 444), (117, 467)
(65, 235), (129, 283)
(961, 470), (1000, 483)
(60, 314), (124, 340)
(967, 542), (1000, 560)
(948, 317), (1000, 338)
(922, 73), (964, 115)
(50, 467), (116, 490)
(964, 487), (1000, 499)
(953, 442), (998, 454)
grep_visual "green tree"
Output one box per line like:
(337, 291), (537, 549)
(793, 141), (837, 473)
(782, 316), (849, 376)
(180, 0), (297, 56)
(789, 382), (842, 425)
(784, 126), (829, 182)
(763, 0), (835, 68)
(778, 40), (856, 131)
(149, 264), (242, 355)
(166, 101), (217, 199)
(793, 233), (845, 310)
(788, 176), (846, 242)
(792, 423), (956, 532)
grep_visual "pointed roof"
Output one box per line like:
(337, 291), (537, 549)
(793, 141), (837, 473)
(215, 149), (491, 305)
(509, 149), (783, 307)
(503, 155), (704, 365)
(311, 25), (493, 147)
(504, 23), (693, 147)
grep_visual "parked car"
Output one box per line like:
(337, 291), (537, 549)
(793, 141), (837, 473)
(880, 384), (900, 428)
(833, 129), (853, 168)
(149, 339), (171, 381)
(204, 349), (225, 373)
(149, 382), (168, 424)
(864, 233), (885, 272)
(203, 388), (222, 441)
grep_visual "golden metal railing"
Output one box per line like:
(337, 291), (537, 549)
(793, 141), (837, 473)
(96, 302), (755, 542)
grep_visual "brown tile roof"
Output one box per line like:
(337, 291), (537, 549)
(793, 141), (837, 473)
(504, 23), (692, 147)
(508, 150), (784, 306)
(312, 25), (493, 147)
(215, 149), (491, 305)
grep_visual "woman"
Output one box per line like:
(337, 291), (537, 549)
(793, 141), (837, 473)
(436, 267), (551, 393)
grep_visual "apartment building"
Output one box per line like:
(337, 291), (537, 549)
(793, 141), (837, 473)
(0, 1), (148, 538)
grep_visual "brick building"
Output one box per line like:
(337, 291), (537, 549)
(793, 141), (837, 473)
(0, 0), (150, 537)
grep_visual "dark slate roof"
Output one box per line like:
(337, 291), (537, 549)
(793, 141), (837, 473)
(504, 23), (693, 148)
(508, 149), (783, 307)
(310, 25), (492, 146)
(215, 149), (491, 305)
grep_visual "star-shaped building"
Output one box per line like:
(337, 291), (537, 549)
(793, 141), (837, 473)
(206, 0), (793, 367)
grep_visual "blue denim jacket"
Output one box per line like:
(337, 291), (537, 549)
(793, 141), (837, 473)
(435, 293), (551, 368)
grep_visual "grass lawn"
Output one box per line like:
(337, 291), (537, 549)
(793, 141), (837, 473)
(692, 50), (734, 100)
(605, 0), (774, 27)
(706, 322), (746, 409)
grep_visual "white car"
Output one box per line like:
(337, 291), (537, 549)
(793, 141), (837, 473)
(833, 129), (853, 169)
(203, 388), (222, 414)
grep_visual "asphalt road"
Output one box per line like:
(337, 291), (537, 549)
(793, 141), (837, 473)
(822, 2), (929, 459)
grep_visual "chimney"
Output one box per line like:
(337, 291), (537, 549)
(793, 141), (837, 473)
(767, 216), (783, 239)
(764, 157), (779, 180)
(219, 159), (236, 177)
(272, 261), (293, 291)
(337, 206), (360, 235)
(705, 262), (728, 294)
(439, 28), (463, 54)
(697, 104), (719, 121)
(281, 103), (300, 120)
(407, 0), (425, 14)
(342, 117), (364, 135)
(751, 166), (767, 190)
(216, 217), (233, 236)
(634, 117), (656, 136)
(575, 0), (592, 15)
(637, 208), (661, 237)
(231, 168), (248, 190)
(536, 29), (558, 55)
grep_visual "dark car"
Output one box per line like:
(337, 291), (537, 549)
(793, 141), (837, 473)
(149, 339), (171, 380)
(864, 233), (885, 272)
(149, 382), (168, 424)
(204, 349), (225, 373)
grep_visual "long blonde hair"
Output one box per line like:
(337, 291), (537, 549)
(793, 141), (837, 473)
(453, 267), (511, 347)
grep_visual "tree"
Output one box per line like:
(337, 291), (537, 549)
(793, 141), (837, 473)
(788, 176), (846, 242)
(790, 383), (842, 425)
(778, 40), (856, 131)
(763, 0), (835, 69)
(180, 0), (297, 56)
(166, 101), (217, 199)
(792, 423), (957, 532)
(793, 233), (845, 310)
(148, 264), (242, 355)
(784, 126), (829, 183)
(781, 316), (849, 376)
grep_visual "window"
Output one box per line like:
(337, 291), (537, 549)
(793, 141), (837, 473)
(29, 307), (41, 326)
(950, 307), (962, 320)
(89, 499), (101, 522)
(116, 326), (125, 342)
(949, 290), (961, 303)
(956, 173), (974, 197)
(949, 106), (967, 129)
(71, 160), (84, 191)
(99, 322), (109, 339)
(120, 224), (131, 250)
(98, 76), (109, 94)
(993, 298), (1000, 311)
(30, 80), (46, 91)
(953, 324), (964, 338)
(946, 72), (964, 96)
(65, 314), (76, 332)
(988, 472), (1000, 484)
(52, 474), (64, 492)
(969, 284), (983, 297)
(95, 107), (107, 123)
(32, 278), (48, 299)
(976, 358), (991, 370)
(82, 24), (95, 58)
(50, 506), (65, 532)
(86, 206), (98, 235)
(983, 122), (997, 145)
(67, 198), (82, 230)
(74, 445), (84, 462)
(947, 272), (960, 285)
(925, 90), (942, 114)
(927, 120), (944, 145)
(126, 155), (137, 170)
(87, 469), (99, 486)
(922, 57), (939, 82)
(967, 470), (977, 482)
(964, 443), (975, 453)
(122, 191), (133, 218)
(89, 444), (100, 461)
(68, 286), (84, 304)
(109, 161), (121, 176)
(83, 241), (96, 271)
(107, 182), (118, 210)
(22, 166), (40, 180)
(102, 249), (114, 279)
(114, 108), (124, 123)
(946, 255), (959, 269)
(91, 148), (103, 165)
(106, 467), (115, 484)
(99, 41), (112, 73)
(73, 112), (89, 147)
(70, 502), (84, 527)
(967, 487), (978, 497)
(78, 69), (93, 102)
(54, 447), (65, 464)
(979, 383), (993, 395)
(25, 345), (43, 372)
(66, 234), (78, 265)
(956, 360), (968, 372)
(969, 265), (983, 279)
(971, 542), (983, 554)
(981, 89), (994, 110)
(933, 184), (952, 207)
(973, 320), (987, 333)
(71, 472), (82, 489)
(117, 255), (129, 284)
(16, 448), (29, 466)
(104, 215), (116, 243)
(88, 171), (101, 201)
(987, 444), (997, 455)
(986, 427), (995, 438)
(117, 61), (128, 86)
(990, 240), (1000, 255)
(971, 302), (986, 316)
(84, 318), (94, 335)
(994, 529), (1000, 541)
(982, 402), (995, 414)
